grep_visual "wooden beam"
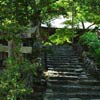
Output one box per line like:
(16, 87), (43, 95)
(0, 44), (8, 52)
(0, 45), (32, 53)
(20, 47), (32, 53)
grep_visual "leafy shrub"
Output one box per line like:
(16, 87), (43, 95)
(79, 32), (98, 46)
(0, 59), (40, 100)
(79, 32), (100, 62)
(92, 48), (100, 61)
(89, 41), (100, 50)
(49, 28), (76, 45)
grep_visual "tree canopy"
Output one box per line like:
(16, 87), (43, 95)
(0, 0), (99, 29)
(64, 0), (100, 29)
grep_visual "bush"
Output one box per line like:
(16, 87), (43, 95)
(92, 48), (100, 61)
(79, 32), (100, 62)
(0, 59), (40, 100)
(79, 32), (98, 46)
(49, 28), (76, 45)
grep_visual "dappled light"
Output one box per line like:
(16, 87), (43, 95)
(0, 0), (100, 99)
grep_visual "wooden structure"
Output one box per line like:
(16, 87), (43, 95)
(0, 27), (56, 68)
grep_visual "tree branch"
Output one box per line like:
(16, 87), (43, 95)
(81, 21), (85, 29)
(87, 23), (95, 29)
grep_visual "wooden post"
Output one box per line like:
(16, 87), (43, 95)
(8, 40), (13, 58)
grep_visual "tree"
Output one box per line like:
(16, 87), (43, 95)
(64, 0), (100, 30)
(0, 0), (62, 59)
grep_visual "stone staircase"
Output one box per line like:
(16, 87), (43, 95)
(43, 45), (100, 100)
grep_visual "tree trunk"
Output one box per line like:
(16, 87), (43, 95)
(29, 9), (43, 61)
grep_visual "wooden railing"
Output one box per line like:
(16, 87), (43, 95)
(0, 45), (32, 53)
(0, 44), (32, 68)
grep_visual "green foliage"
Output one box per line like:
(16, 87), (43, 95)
(79, 32), (100, 62)
(92, 48), (100, 61)
(0, 0), (59, 26)
(0, 0), (100, 28)
(0, 59), (40, 100)
(64, 0), (100, 29)
(79, 32), (98, 46)
(49, 28), (76, 45)
(0, 22), (27, 40)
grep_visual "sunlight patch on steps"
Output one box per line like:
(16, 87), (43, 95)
(44, 70), (59, 77)
(44, 70), (78, 78)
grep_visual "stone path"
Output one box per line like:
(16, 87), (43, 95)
(43, 45), (100, 100)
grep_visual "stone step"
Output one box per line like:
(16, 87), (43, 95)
(48, 78), (97, 82)
(47, 62), (73, 65)
(79, 80), (100, 86)
(47, 85), (100, 92)
(48, 68), (83, 72)
(44, 97), (100, 100)
(47, 62), (82, 66)
(46, 61), (80, 64)
(48, 75), (82, 79)
(47, 81), (100, 88)
(49, 75), (87, 80)
(46, 59), (80, 62)
(47, 65), (82, 68)
(46, 55), (78, 58)
(47, 60), (79, 62)
(47, 69), (76, 72)
(44, 45), (100, 100)
(47, 54), (74, 56)
(48, 79), (97, 85)
(46, 57), (79, 59)
(47, 61), (80, 63)
(44, 92), (100, 99)
(47, 71), (84, 76)
(47, 63), (82, 68)
(47, 63), (83, 65)
(47, 80), (79, 85)
(48, 67), (83, 70)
